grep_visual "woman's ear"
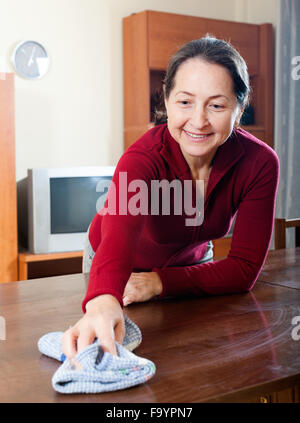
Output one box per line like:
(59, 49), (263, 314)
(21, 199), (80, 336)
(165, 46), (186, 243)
(234, 107), (244, 128)
(164, 98), (168, 113)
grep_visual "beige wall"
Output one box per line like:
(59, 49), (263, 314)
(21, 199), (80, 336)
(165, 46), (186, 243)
(0, 0), (277, 181)
(235, 0), (277, 25)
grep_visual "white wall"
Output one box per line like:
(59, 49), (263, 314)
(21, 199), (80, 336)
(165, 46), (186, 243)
(0, 0), (111, 181)
(0, 0), (277, 181)
(235, 0), (277, 25)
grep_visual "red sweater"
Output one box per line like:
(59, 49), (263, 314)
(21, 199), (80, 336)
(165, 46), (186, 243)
(82, 124), (279, 312)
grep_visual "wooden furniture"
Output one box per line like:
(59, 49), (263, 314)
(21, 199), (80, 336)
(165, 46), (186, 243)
(0, 73), (18, 283)
(274, 218), (300, 249)
(18, 250), (83, 280)
(212, 235), (231, 259)
(0, 249), (300, 403)
(258, 247), (300, 290)
(123, 10), (274, 150)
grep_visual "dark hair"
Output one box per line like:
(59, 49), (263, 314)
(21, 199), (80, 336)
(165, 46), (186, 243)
(154, 35), (251, 125)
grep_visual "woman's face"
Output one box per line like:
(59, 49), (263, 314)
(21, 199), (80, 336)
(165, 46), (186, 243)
(165, 58), (242, 166)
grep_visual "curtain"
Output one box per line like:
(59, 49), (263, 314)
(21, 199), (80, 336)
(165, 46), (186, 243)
(275, 0), (300, 245)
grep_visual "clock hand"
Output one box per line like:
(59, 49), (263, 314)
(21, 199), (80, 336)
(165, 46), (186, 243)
(27, 46), (36, 66)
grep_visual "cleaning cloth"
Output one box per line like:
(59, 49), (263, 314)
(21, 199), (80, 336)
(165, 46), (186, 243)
(37, 315), (156, 394)
(51, 340), (155, 394)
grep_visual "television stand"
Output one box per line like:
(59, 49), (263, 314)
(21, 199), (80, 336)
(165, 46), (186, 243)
(18, 237), (232, 281)
(18, 250), (83, 281)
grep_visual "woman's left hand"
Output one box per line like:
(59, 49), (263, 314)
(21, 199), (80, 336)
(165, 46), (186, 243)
(123, 272), (163, 306)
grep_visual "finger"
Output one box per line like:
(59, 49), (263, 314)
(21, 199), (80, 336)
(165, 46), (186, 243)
(123, 280), (134, 295)
(76, 330), (96, 354)
(123, 285), (129, 297)
(123, 296), (132, 306)
(95, 321), (118, 356)
(62, 327), (79, 359)
(114, 319), (125, 345)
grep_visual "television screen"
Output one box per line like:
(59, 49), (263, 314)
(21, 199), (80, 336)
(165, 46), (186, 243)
(50, 176), (112, 234)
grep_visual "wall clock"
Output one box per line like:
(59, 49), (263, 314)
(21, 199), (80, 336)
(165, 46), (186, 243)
(11, 40), (50, 80)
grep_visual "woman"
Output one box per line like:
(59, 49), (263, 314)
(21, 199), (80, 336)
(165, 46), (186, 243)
(62, 36), (279, 358)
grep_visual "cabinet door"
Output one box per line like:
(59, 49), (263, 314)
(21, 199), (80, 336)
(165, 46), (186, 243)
(147, 11), (259, 75)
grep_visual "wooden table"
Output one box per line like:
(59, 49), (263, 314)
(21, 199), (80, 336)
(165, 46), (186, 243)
(258, 247), (300, 290)
(0, 249), (300, 403)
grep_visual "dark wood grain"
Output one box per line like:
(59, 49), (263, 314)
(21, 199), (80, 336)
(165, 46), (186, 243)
(1, 254), (300, 403)
(258, 248), (300, 290)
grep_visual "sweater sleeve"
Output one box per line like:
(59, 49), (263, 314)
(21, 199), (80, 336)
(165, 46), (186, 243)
(82, 150), (157, 312)
(154, 149), (280, 298)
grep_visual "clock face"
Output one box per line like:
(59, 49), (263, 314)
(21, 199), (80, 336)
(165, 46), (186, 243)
(12, 40), (50, 79)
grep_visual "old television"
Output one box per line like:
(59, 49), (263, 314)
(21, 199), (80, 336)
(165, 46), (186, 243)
(17, 166), (116, 254)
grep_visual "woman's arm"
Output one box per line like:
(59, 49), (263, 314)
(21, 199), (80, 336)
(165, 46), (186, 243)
(153, 149), (280, 298)
(81, 151), (157, 311)
(62, 150), (157, 357)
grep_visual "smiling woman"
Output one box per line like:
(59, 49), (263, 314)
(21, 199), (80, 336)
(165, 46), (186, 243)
(62, 35), (279, 362)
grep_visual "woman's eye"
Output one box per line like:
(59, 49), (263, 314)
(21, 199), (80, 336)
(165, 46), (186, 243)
(210, 104), (224, 109)
(178, 100), (190, 106)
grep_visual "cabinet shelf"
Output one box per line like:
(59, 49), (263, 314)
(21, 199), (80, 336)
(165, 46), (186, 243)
(18, 250), (83, 281)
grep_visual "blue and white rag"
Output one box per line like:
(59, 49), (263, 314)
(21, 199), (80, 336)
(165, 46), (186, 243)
(38, 315), (156, 394)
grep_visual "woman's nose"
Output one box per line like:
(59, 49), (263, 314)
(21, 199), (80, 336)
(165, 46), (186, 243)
(190, 107), (209, 129)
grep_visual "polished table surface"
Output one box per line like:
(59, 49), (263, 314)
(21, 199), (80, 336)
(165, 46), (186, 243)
(0, 248), (300, 403)
(259, 247), (300, 290)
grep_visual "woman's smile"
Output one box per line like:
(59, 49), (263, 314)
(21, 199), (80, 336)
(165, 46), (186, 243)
(183, 129), (214, 141)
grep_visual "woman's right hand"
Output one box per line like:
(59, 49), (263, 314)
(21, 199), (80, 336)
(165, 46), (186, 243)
(62, 294), (125, 358)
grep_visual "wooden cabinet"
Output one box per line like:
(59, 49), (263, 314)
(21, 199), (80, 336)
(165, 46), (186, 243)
(123, 10), (274, 150)
(0, 74), (18, 283)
